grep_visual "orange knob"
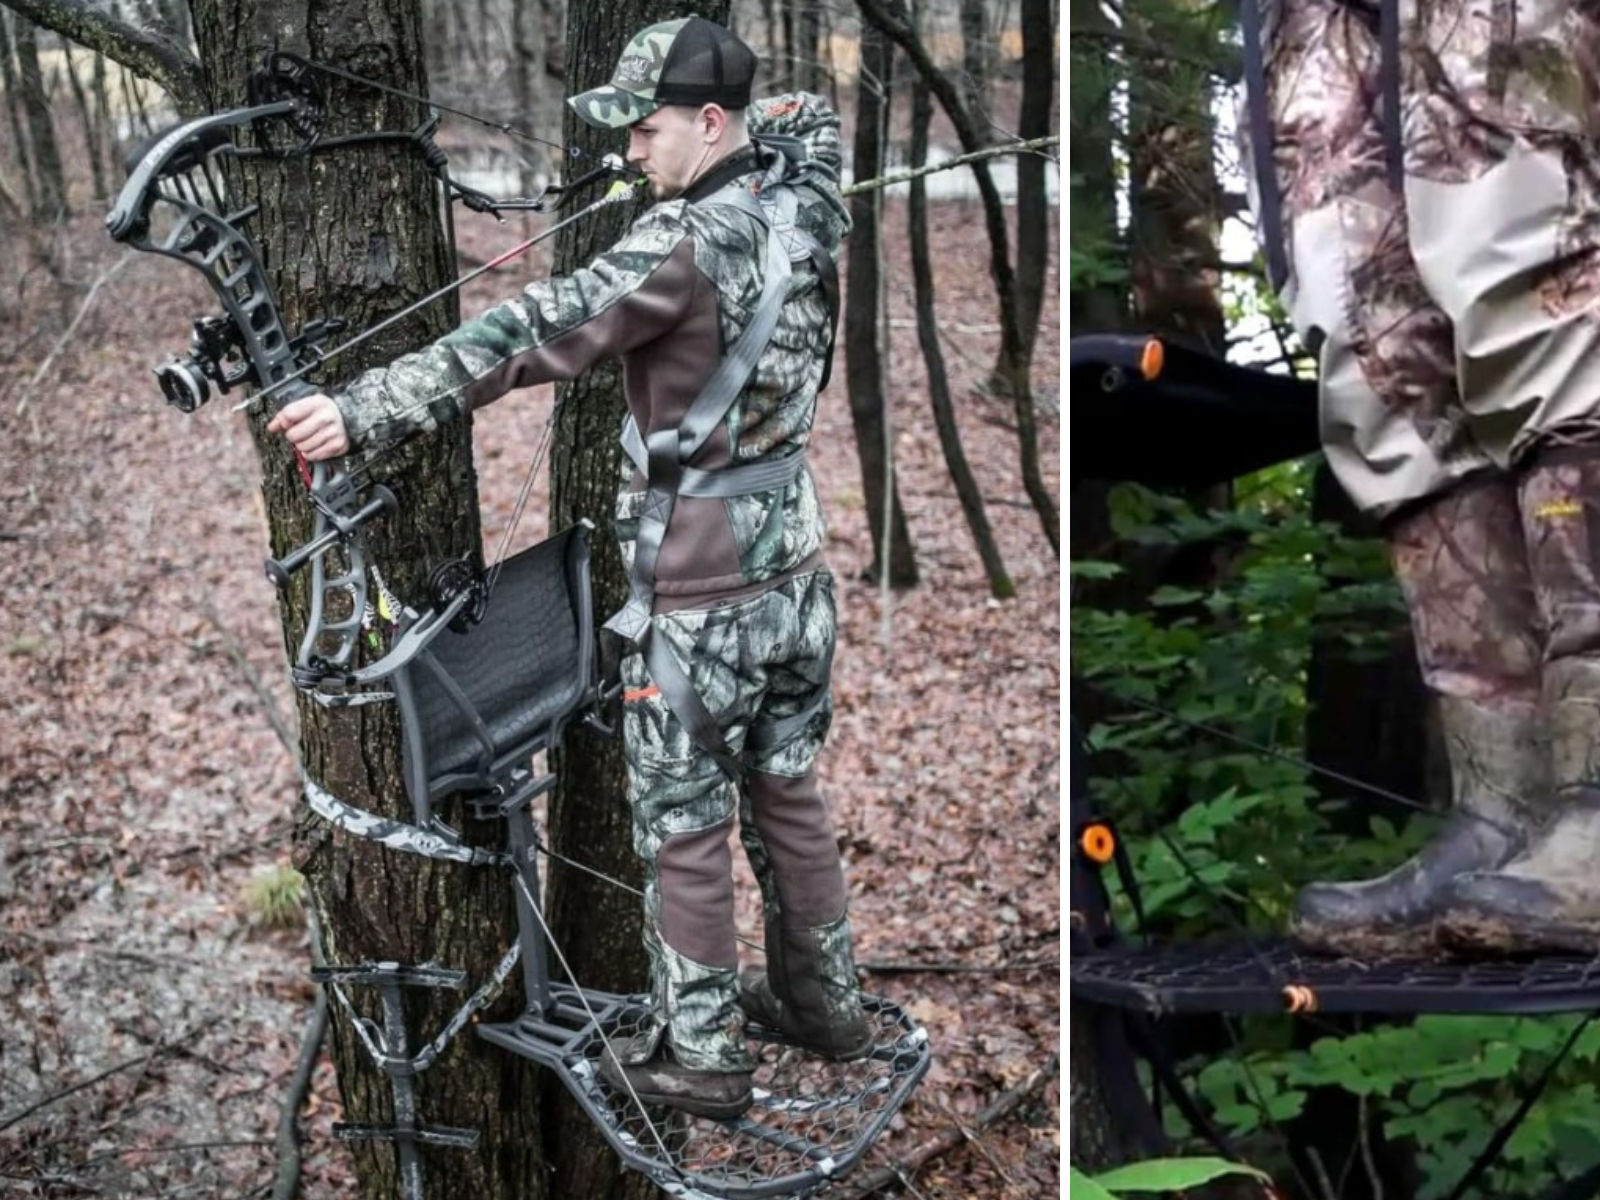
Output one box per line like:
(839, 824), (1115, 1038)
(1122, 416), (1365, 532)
(1080, 823), (1115, 864)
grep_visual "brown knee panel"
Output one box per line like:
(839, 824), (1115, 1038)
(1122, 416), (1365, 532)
(746, 769), (848, 929)
(656, 817), (738, 969)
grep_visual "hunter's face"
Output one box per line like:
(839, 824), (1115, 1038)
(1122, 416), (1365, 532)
(627, 106), (715, 200)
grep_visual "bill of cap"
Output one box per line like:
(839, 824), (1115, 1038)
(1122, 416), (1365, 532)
(568, 85), (658, 129)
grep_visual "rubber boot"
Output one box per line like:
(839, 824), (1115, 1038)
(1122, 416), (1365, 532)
(1289, 695), (1543, 957)
(1290, 477), (1547, 956)
(1436, 449), (1600, 954)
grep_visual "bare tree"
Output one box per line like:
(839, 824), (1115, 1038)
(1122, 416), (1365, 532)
(855, 0), (1058, 556)
(2, 0), (204, 112)
(0, 11), (41, 217)
(63, 45), (105, 201)
(908, 63), (1011, 598)
(14, 14), (68, 220)
(1013, 0), (1053, 359)
(845, 23), (918, 587)
(957, 0), (989, 127)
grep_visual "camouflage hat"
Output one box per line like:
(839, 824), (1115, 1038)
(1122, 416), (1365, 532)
(569, 16), (758, 129)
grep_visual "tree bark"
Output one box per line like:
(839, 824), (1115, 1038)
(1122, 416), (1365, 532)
(91, 49), (114, 186)
(855, 0), (1058, 556)
(0, 0), (204, 113)
(908, 73), (1010, 598)
(14, 13), (69, 220)
(844, 23), (918, 587)
(1013, 0), (1053, 358)
(183, 1), (542, 1196)
(539, 1), (731, 1194)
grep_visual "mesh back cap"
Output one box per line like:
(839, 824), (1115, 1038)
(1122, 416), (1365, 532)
(569, 16), (758, 129)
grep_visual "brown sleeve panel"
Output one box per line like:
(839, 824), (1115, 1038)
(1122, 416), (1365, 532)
(459, 238), (702, 410)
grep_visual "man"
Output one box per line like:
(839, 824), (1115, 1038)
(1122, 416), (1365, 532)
(270, 17), (873, 1118)
(1241, 1), (1600, 957)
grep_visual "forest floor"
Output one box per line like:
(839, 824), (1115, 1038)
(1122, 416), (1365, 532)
(0, 187), (1061, 1199)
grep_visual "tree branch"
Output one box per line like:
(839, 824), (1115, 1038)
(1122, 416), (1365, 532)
(0, 0), (204, 115)
(272, 990), (328, 1200)
(834, 1056), (1060, 1198)
(842, 136), (1060, 197)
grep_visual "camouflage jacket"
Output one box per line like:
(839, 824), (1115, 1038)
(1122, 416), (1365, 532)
(336, 93), (850, 605)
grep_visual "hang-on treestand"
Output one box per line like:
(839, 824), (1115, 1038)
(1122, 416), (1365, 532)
(1071, 334), (1600, 1200)
(104, 52), (931, 1200)
(298, 525), (930, 1200)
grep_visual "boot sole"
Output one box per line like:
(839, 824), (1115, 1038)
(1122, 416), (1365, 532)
(619, 1087), (753, 1121)
(1437, 911), (1600, 957)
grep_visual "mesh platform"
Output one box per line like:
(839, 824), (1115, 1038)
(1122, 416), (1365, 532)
(1072, 938), (1600, 1017)
(480, 987), (932, 1199)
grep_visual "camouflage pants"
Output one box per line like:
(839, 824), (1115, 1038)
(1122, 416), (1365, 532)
(621, 569), (857, 1072)
(1245, 0), (1600, 519)
(1391, 450), (1600, 790)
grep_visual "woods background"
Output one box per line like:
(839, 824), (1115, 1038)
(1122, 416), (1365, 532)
(0, 0), (1061, 1198)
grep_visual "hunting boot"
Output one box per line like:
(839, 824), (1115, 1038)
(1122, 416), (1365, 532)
(600, 880), (755, 1120)
(739, 914), (874, 1060)
(1436, 448), (1600, 954)
(1290, 695), (1544, 956)
(1290, 477), (1547, 956)
(737, 769), (874, 1058)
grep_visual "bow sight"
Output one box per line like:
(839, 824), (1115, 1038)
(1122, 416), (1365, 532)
(157, 315), (348, 413)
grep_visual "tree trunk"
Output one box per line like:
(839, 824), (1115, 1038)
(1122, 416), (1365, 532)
(1013, 0), (1054, 358)
(958, 0), (989, 128)
(794, 0), (819, 92)
(908, 73), (1010, 598)
(538, 0), (731, 1194)
(64, 46), (106, 202)
(1065, 0), (1128, 772)
(180, 2), (547, 1196)
(512, 0), (555, 196)
(845, 24), (917, 588)
(1126, 0), (1225, 353)
(14, 14), (68, 221)
(1068, 0), (1121, 334)
(0, 12), (41, 218)
(855, 0), (1058, 557)
(92, 50), (115, 187)
(761, 0), (780, 92)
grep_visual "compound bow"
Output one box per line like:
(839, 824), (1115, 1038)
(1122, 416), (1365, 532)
(106, 51), (630, 699)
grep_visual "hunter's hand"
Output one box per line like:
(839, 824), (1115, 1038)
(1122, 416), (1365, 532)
(267, 394), (349, 461)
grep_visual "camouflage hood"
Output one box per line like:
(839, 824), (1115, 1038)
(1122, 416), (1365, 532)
(749, 93), (850, 231)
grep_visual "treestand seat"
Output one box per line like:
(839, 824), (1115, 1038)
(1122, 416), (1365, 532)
(392, 522), (598, 813)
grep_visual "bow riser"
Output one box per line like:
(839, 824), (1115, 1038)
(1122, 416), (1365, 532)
(108, 89), (388, 688)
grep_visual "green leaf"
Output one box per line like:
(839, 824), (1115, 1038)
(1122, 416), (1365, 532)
(1071, 560), (1125, 580)
(1092, 1156), (1270, 1193)
(1068, 1165), (1118, 1200)
(1150, 585), (1204, 607)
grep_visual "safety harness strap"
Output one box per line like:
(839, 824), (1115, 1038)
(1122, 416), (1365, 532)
(605, 173), (821, 787)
